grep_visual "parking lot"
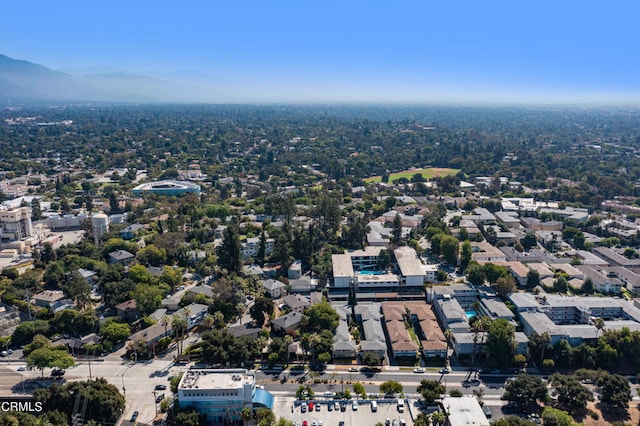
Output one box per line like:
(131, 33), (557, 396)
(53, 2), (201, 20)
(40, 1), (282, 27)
(278, 398), (415, 426)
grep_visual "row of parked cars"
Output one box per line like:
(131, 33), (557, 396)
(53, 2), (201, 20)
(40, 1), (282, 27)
(300, 400), (360, 413)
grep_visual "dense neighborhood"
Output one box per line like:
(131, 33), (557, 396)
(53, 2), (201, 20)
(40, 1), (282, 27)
(1, 105), (640, 425)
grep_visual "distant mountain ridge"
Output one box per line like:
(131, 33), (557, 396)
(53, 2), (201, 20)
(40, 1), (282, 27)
(0, 54), (221, 104)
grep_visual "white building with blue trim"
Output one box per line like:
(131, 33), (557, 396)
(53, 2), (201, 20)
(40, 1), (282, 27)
(178, 369), (274, 425)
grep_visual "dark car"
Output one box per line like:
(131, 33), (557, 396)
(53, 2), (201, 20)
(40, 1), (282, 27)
(155, 384), (167, 390)
(51, 369), (65, 377)
(131, 411), (139, 422)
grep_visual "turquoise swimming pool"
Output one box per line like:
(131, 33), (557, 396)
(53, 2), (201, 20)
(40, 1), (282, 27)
(359, 270), (384, 275)
(465, 311), (477, 320)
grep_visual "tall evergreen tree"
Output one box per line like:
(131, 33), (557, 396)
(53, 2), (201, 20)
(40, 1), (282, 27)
(31, 197), (42, 221)
(460, 240), (472, 271)
(257, 230), (267, 267)
(217, 222), (242, 274)
(392, 213), (403, 245)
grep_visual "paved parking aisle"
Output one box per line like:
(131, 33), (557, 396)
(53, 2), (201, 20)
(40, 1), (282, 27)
(275, 397), (414, 426)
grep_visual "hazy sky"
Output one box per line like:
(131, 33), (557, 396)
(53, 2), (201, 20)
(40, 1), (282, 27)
(2, 1), (639, 103)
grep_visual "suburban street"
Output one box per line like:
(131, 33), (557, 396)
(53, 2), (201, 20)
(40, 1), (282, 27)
(0, 354), (510, 425)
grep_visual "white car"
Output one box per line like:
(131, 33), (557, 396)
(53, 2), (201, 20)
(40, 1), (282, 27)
(413, 367), (424, 373)
(439, 367), (450, 374)
(352, 401), (359, 411)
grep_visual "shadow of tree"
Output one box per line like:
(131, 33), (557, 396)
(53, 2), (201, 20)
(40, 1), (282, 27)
(596, 402), (630, 423)
(11, 377), (65, 394)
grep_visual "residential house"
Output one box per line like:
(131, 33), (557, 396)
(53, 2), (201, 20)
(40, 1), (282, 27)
(271, 311), (303, 334)
(108, 249), (135, 266)
(282, 294), (309, 313)
(32, 290), (65, 309)
(288, 260), (302, 280)
(263, 279), (287, 298)
(115, 299), (140, 322)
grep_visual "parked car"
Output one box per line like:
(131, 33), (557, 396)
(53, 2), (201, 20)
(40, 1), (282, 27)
(301, 402), (307, 413)
(348, 367), (358, 372)
(131, 411), (139, 422)
(483, 405), (492, 418)
(439, 367), (450, 374)
(155, 384), (167, 390)
(352, 401), (359, 411)
(413, 367), (424, 373)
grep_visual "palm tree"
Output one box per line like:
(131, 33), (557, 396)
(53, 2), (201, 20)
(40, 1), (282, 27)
(443, 329), (454, 367)
(538, 332), (551, 367)
(202, 314), (214, 331)
(161, 316), (171, 339)
(213, 311), (224, 329)
(171, 316), (187, 356)
(594, 317), (605, 339)
(240, 407), (253, 426)
(182, 307), (192, 355)
(283, 335), (294, 365)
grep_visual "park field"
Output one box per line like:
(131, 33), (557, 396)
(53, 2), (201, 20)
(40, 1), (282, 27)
(364, 167), (460, 184)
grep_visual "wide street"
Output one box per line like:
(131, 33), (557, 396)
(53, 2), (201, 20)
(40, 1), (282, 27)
(1, 353), (510, 425)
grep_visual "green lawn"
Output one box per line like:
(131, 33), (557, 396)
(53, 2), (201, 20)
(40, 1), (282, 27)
(364, 167), (460, 183)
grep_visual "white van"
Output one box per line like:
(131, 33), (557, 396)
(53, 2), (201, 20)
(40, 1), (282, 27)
(397, 399), (405, 413)
(371, 401), (378, 412)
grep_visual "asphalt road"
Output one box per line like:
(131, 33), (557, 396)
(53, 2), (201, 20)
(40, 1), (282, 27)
(0, 358), (508, 423)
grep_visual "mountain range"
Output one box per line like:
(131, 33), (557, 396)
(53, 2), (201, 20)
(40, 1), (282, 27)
(0, 54), (224, 105)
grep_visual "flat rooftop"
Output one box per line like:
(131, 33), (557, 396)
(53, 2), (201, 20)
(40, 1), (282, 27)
(394, 246), (425, 276)
(179, 369), (254, 390)
(332, 254), (354, 277)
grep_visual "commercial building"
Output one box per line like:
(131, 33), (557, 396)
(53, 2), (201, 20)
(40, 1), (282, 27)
(440, 396), (489, 426)
(132, 180), (201, 196)
(91, 213), (109, 245)
(0, 207), (32, 242)
(178, 369), (274, 424)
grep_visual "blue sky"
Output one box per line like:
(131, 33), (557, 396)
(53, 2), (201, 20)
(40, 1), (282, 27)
(2, 1), (639, 103)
